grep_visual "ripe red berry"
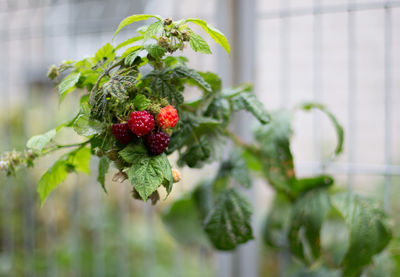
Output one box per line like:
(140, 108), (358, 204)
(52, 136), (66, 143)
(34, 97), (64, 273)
(157, 105), (178, 129)
(112, 123), (135, 144)
(128, 111), (155, 137)
(143, 131), (170, 155)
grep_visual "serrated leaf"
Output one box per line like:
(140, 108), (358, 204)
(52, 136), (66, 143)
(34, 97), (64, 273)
(37, 147), (91, 205)
(217, 150), (252, 188)
(97, 156), (109, 193)
(162, 195), (209, 246)
(134, 94), (150, 110)
(144, 69), (184, 104)
(115, 35), (144, 51)
(120, 144), (173, 200)
(58, 72), (81, 103)
(121, 45), (143, 59)
(125, 49), (143, 66)
(27, 129), (56, 152)
(254, 111), (296, 198)
(204, 188), (253, 250)
(73, 113), (104, 137)
(178, 136), (211, 168)
(299, 102), (344, 159)
(172, 66), (211, 92)
(186, 18), (230, 54)
(145, 44), (166, 59)
(189, 32), (212, 54)
(37, 159), (68, 205)
(93, 43), (115, 64)
(89, 89), (107, 121)
(199, 71), (221, 92)
(231, 92), (270, 124)
(289, 189), (331, 263)
(144, 21), (163, 41)
(113, 14), (162, 39)
(332, 194), (392, 277)
(205, 96), (231, 126)
(103, 75), (136, 100)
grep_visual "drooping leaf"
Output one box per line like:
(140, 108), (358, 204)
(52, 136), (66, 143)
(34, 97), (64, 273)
(26, 129), (56, 152)
(217, 150), (252, 188)
(97, 156), (109, 193)
(120, 144), (173, 200)
(288, 189), (331, 263)
(185, 18), (230, 54)
(299, 102), (344, 159)
(231, 92), (270, 124)
(145, 44), (166, 60)
(124, 48), (143, 66)
(204, 188), (253, 250)
(254, 111), (296, 198)
(262, 194), (292, 248)
(144, 21), (163, 42)
(178, 136), (211, 168)
(189, 32), (212, 54)
(162, 195), (209, 246)
(204, 96), (231, 126)
(332, 194), (392, 277)
(113, 14), (162, 39)
(115, 35), (144, 51)
(67, 147), (91, 174)
(89, 89), (107, 121)
(172, 66), (211, 92)
(58, 72), (81, 103)
(133, 94), (150, 110)
(199, 71), (222, 92)
(121, 45), (143, 59)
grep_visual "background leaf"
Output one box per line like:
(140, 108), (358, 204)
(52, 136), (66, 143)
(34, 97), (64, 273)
(230, 92), (270, 124)
(26, 129), (56, 152)
(58, 72), (81, 103)
(144, 21), (163, 42)
(113, 14), (162, 39)
(189, 32), (212, 54)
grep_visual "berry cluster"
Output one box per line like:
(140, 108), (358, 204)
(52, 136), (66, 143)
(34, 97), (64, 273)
(111, 105), (179, 155)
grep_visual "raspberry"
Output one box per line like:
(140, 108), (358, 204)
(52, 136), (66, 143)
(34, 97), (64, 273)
(112, 123), (135, 144)
(144, 131), (170, 155)
(157, 105), (178, 129)
(128, 111), (155, 137)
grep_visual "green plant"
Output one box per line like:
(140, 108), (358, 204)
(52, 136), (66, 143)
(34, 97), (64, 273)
(0, 14), (392, 277)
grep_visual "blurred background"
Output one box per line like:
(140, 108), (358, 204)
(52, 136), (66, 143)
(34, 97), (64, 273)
(0, 0), (399, 276)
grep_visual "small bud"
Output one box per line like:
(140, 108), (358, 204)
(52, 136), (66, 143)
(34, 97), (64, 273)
(160, 98), (169, 107)
(149, 103), (161, 115)
(172, 168), (181, 183)
(171, 29), (179, 37)
(182, 32), (190, 42)
(112, 171), (128, 183)
(47, 65), (59, 80)
(25, 149), (36, 159)
(106, 149), (119, 161)
(163, 18), (173, 26)
(93, 148), (104, 157)
(157, 36), (169, 48)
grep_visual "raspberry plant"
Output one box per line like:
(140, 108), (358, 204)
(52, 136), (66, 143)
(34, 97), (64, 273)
(0, 14), (393, 277)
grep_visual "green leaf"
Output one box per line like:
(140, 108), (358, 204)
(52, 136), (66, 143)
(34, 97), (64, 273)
(89, 89), (107, 121)
(144, 21), (163, 42)
(205, 96), (231, 126)
(26, 129), (56, 152)
(204, 188), (253, 250)
(294, 175), (334, 195)
(178, 136), (211, 168)
(37, 159), (69, 205)
(332, 194), (392, 277)
(67, 147), (91, 174)
(121, 45), (143, 59)
(262, 194), (292, 248)
(115, 35), (144, 51)
(189, 32), (212, 54)
(172, 66), (211, 92)
(231, 92), (270, 124)
(120, 144), (173, 200)
(217, 150), (252, 188)
(58, 72), (81, 103)
(186, 18), (230, 54)
(97, 156), (109, 193)
(93, 43), (115, 64)
(299, 102), (344, 159)
(254, 111), (296, 197)
(103, 75), (136, 101)
(145, 44), (166, 59)
(73, 113), (104, 137)
(37, 147), (91, 205)
(124, 49), (143, 66)
(162, 195), (209, 246)
(199, 71), (222, 92)
(113, 14), (162, 39)
(144, 69), (184, 104)
(134, 94), (150, 110)
(288, 189), (331, 263)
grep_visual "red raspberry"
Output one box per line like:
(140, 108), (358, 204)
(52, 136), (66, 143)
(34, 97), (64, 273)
(112, 123), (135, 144)
(157, 105), (178, 129)
(128, 111), (155, 137)
(143, 131), (170, 155)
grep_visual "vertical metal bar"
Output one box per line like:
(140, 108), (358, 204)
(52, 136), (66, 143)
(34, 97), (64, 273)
(347, 0), (356, 192)
(383, 2), (392, 211)
(313, 0), (323, 173)
(280, 0), (291, 108)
